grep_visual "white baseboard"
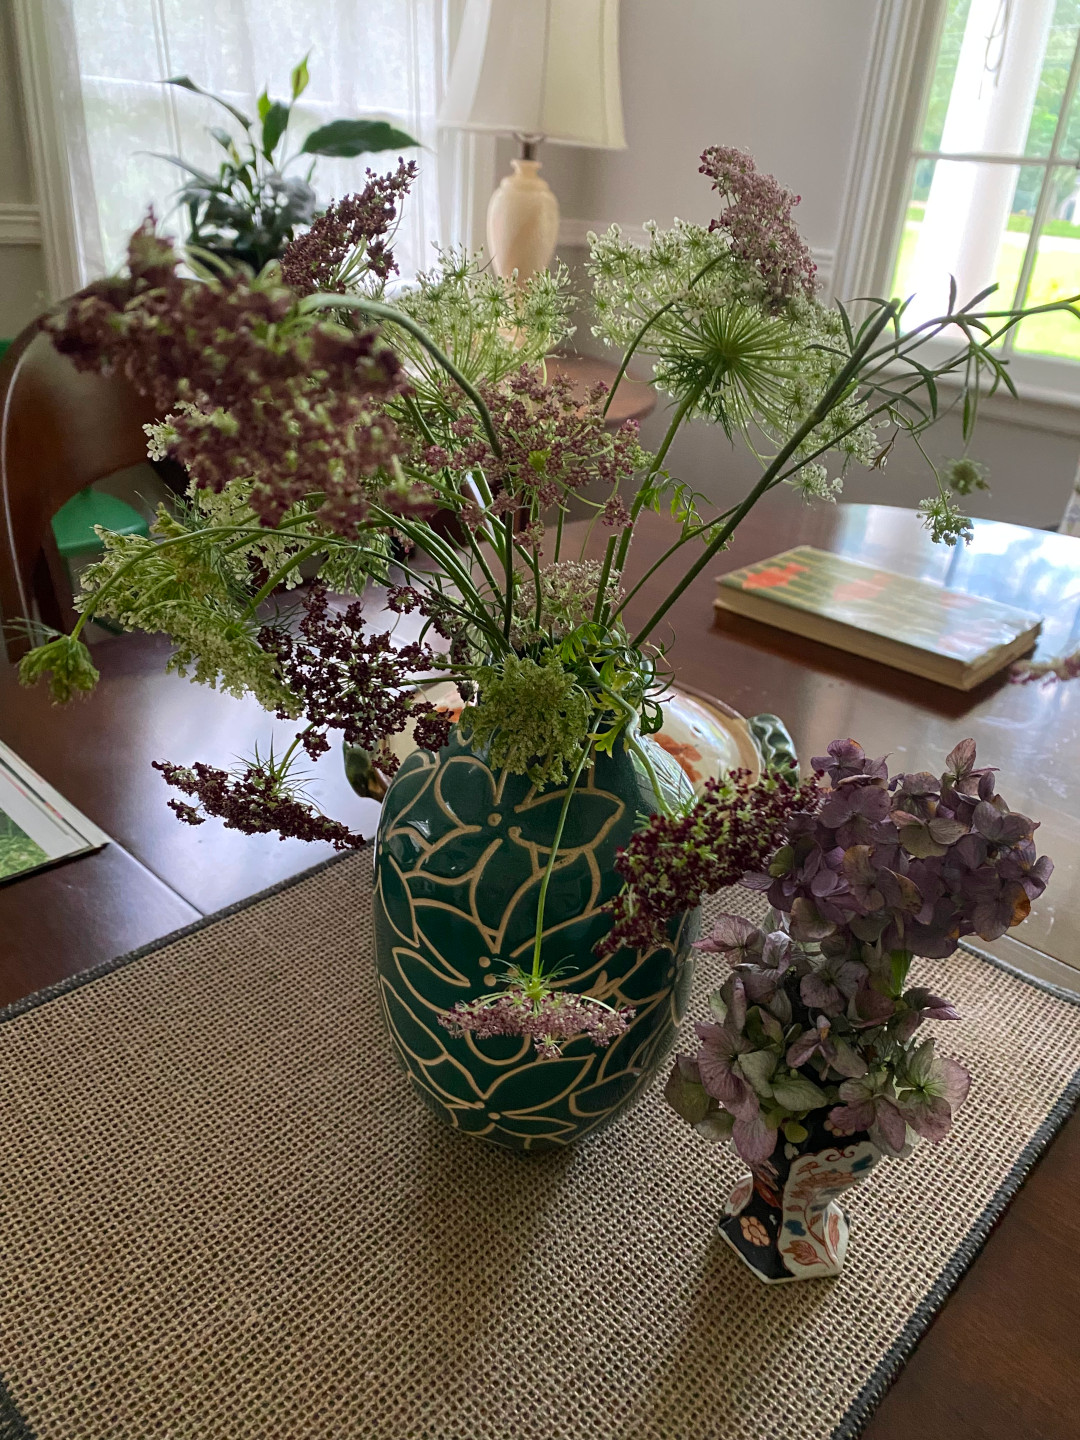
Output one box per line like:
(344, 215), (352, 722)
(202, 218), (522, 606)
(0, 203), (43, 245)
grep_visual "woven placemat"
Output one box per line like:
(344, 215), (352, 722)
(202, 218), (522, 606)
(1, 853), (1079, 1440)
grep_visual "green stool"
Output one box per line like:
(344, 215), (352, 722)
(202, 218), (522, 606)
(51, 486), (150, 558)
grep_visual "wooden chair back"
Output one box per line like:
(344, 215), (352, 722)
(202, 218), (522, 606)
(0, 318), (160, 661)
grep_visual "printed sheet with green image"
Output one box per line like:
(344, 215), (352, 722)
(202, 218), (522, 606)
(0, 741), (109, 884)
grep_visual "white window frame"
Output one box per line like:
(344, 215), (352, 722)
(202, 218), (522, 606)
(834, 0), (1080, 435)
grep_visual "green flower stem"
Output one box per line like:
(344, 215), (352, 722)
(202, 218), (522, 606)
(243, 539), (329, 616)
(529, 743), (592, 981)
(592, 534), (619, 623)
(373, 529), (507, 653)
(531, 544), (544, 632)
(452, 513), (504, 611)
(502, 511), (516, 640)
(590, 670), (675, 819)
(629, 299), (900, 647)
(600, 254), (727, 420)
(610, 506), (739, 623)
(300, 293), (503, 459)
(625, 732), (674, 818)
(613, 374), (709, 577)
(554, 505), (565, 563)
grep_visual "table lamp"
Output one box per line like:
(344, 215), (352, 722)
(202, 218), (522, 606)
(439, 0), (626, 280)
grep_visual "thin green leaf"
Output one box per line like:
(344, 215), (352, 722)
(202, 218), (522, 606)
(257, 88), (271, 123)
(959, 282), (1000, 311)
(836, 300), (855, 351)
(300, 117), (418, 157)
(163, 75), (251, 130)
(146, 151), (219, 187)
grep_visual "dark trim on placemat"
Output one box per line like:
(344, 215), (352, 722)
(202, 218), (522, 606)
(0, 1368), (33, 1440)
(831, 1060), (1080, 1439)
(0, 857), (1077, 1440)
(0, 848), (360, 1025)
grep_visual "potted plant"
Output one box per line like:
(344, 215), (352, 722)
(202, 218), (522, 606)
(18, 148), (1072, 1151)
(665, 737), (1052, 1281)
(155, 57), (417, 271)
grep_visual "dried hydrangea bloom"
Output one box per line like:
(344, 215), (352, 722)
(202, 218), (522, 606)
(748, 737), (1053, 958)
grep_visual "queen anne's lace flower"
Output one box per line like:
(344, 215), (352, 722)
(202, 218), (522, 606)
(439, 982), (634, 1059)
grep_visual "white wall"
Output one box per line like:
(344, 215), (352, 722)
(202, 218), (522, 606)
(544, 0), (1078, 532)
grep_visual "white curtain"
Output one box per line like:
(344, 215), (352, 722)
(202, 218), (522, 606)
(22, 0), (492, 290)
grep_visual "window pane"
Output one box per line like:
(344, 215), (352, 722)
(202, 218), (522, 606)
(919, 0), (973, 152)
(919, 0), (1075, 161)
(891, 160), (1042, 326)
(1023, 1), (1080, 158)
(1013, 166), (1080, 358)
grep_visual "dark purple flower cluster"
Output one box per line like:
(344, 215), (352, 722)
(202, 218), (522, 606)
(443, 366), (641, 514)
(279, 160), (417, 293)
(699, 145), (816, 307)
(152, 758), (365, 850)
(440, 983), (634, 1059)
(259, 584), (452, 770)
(42, 218), (410, 535)
(596, 768), (821, 959)
(746, 738), (1053, 958)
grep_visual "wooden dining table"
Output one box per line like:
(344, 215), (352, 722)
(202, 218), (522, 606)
(2, 492), (1078, 1440)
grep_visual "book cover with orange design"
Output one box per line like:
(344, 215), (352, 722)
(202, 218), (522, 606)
(714, 547), (1041, 690)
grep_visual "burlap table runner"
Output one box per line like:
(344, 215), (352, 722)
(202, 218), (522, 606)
(1, 852), (1078, 1440)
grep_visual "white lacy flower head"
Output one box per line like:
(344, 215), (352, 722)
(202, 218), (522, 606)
(392, 246), (574, 394)
(588, 222), (879, 480)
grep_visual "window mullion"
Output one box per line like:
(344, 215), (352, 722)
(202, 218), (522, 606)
(1006, 35), (1080, 347)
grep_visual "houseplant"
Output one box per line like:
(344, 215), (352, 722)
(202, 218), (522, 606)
(18, 147), (1074, 1150)
(155, 57), (417, 271)
(665, 737), (1052, 1281)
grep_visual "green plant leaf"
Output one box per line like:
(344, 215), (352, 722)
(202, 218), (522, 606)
(163, 75), (251, 130)
(257, 88), (271, 123)
(147, 152), (219, 187)
(261, 101), (291, 160)
(300, 117), (418, 157)
(290, 53), (310, 101)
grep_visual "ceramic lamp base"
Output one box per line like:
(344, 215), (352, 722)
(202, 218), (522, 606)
(486, 158), (559, 280)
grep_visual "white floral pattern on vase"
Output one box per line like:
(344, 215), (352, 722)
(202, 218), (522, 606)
(717, 1119), (882, 1283)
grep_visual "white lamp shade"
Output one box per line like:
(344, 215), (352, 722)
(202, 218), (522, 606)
(440, 0), (626, 149)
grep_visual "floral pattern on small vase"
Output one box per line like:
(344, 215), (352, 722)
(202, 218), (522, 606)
(718, 1115), (882, 1283)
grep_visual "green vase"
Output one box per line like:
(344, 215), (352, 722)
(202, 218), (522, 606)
(371, 727), (700, 1151)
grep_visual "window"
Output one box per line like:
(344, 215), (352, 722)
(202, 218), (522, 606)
(891, 0), (1080, 372)
(13, 0), (491, 296)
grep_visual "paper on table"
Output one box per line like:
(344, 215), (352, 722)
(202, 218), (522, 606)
(0, 741), (109, 884)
